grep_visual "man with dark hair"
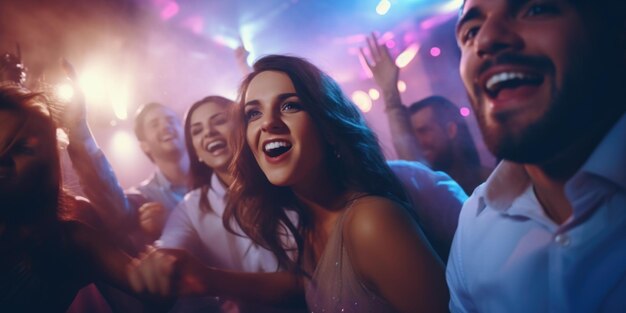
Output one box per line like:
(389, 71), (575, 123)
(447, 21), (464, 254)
(360, 35), (492, 194)
(407, 95), (491, 194)
(126, 101), (190, 217)
(62, 64), (191, 312)
(67, 97), (190, 245)
(446, 0), (626, 312)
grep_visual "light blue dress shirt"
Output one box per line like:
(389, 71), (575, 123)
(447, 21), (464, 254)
(129, 168), (188, 213)
(447, 113), (626, 313)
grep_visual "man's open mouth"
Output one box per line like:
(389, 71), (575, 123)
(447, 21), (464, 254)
(484, 71), (543, 98)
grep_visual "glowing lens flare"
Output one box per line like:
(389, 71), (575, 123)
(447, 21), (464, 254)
(460, 107), (471, 117)
(56, 84), (74, 101)
(351, 90), (373, 113)
(376, 0), (391, 15)
(395, 43), (420, 68)
(368, 88), (380, 100)
(397, 80), (407, 93)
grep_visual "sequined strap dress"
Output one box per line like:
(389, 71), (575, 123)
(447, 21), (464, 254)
(304, 204), (397, 313)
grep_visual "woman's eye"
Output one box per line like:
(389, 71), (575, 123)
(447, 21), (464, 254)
(245, 109), (261, 122)
(213, 117), (227, 125)
(191, 127), (202, 136)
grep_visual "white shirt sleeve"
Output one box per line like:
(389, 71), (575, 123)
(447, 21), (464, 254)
(158, 197), (200, 252)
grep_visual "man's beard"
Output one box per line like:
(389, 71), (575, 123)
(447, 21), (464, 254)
(473, 56), (616, 166)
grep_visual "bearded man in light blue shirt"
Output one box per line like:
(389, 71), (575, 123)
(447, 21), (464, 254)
(447, 0), (626, 312)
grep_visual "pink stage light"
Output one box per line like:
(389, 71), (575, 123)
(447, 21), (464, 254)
(161, 1), (179, 20)
(182, 16), (204, 34)
(430, 46), (441, 57)
(460, 107), (471, 117)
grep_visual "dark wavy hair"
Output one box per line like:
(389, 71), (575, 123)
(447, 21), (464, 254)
(0, 84), (66, 246)
(224, 55), (414, 273)
(183, 95), (235, 213)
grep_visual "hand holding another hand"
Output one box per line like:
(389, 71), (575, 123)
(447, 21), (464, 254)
(127, 247), (210, 298)
(138, 202), (168, 241)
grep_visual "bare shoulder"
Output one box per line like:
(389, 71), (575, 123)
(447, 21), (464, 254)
(343, 195), (417, 244)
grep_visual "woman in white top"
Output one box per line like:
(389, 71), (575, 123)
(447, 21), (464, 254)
(157, 96), (284, 312)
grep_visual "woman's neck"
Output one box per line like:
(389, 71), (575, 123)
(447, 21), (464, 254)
(295, 183), (362, 263)
(292, 168), (346, 221)
(214, 167), (234, 188)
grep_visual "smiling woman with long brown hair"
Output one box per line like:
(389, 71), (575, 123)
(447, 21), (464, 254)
(128, 55), (449, 313)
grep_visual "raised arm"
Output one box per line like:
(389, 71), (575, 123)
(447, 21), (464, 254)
(234, 45), (252, 76)
(345, 196), (449, 313)
(360, 33), (426, 163)
(60, 60), (144, 235)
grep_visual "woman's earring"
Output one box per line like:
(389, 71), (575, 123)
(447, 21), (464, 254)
(334, 149), (341, 159)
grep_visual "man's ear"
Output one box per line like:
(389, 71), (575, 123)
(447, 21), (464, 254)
(446, 122), (458, 139)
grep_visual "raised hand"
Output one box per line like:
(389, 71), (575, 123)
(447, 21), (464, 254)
(59, 59), (87, 131)
(359, 32), (399, 94)
(234, 44), (252, 76)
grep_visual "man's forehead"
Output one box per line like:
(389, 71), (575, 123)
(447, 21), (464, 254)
(145, 106), (179, 121)
(457, 0), (516, 33)
(461, 0), (538, 14)
(412, 107), (438, 124)
(460, 0), (490, 16)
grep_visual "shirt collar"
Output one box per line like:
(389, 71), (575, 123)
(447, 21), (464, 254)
(154, 169), (173, 189)
(482, 113), (626, 213)
(210, 173), (227, 198)
(154, 169), (188, 195)
(576, 113), (626, 190)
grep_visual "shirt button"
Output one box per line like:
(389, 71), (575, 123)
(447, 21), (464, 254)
(554, 234), (571, 247)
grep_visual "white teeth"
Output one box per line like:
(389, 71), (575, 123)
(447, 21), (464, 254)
(206, 140), (226, 152)
(264, 141), (290, 152)
(485, 72), (531, 91)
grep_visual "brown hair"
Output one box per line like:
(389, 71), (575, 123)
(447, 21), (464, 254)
(224, 55), (414, 273)
(0, 84), (65, 243)
(183, 95), (235, 213)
